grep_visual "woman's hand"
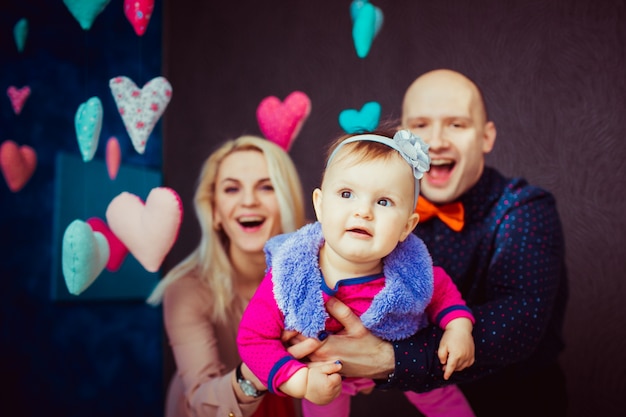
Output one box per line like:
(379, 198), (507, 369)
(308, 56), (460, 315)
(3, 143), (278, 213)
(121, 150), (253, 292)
(284, 297), (395, 380)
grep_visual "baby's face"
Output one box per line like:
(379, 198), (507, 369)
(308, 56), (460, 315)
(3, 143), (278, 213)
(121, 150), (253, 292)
(313, 150), (418, 266)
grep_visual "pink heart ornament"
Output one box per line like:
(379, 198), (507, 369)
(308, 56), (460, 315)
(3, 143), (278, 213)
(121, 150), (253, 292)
(106, 136), (121, 180)
(256, 91), (311, 151)
(0, 140), (37, 192)
(106, 187), (183, 272)
(62, 219), (110, 295)
(7, 86), (31, 115)
(86, 217), (128, 272)
(109, 76), (173, 154)
(124, 0), (154, 36)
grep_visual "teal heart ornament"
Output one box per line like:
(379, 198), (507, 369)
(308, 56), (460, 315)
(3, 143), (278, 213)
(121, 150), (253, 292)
(338, 101), (382, 133)
(13, 18), (28, 53)
(62, 219), (110, 296)
(75, 96), (103, 162)
(63, 0), (111, 31)
(350, 0), (383, 36)
(351, 1), (384, 58)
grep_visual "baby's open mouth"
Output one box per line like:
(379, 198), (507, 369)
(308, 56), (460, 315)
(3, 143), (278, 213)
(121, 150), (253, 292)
(348, 227), (371, 236)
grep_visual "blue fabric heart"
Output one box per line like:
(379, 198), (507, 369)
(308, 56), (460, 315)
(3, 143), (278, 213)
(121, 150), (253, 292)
(62, 220), (110, 296)
(13, 18), (28, 53)
(63, 0), (111, 31)
(75, 96), (103, 162)
(338, 101), (382, 133)
(350, 0), (384, 36)
(351, 1), (384, 58)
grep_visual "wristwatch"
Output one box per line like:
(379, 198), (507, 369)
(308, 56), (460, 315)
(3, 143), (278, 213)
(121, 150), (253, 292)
(236, 362), (266, 398)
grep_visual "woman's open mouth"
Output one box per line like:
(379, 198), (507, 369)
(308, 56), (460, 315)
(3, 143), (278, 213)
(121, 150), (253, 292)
(237, 216), (265, 230)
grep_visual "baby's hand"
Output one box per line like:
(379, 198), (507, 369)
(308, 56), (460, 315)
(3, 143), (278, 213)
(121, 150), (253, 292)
(438, 318), (475, 380)
(304, 360), (343, 405)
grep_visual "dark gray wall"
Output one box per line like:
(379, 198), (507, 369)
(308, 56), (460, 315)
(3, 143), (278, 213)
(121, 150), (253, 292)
(163, 1), (626, 415)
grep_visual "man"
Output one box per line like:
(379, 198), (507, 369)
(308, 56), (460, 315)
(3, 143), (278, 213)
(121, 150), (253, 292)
(292, 69), (568, 417)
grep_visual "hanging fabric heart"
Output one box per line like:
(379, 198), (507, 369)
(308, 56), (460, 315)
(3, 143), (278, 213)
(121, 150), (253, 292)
(351, 1), (384, 58)
(106, 187), (183, 272)
(62, 219), (110, 295)
(124, 0), (154, 36)
(13, 18), (28, 53)
(106, 136), (121, 180)
(256, 91), (311, 151)
(109, 76), (173, 154)
(86, 217), (128, 272)
(7, 86), (31, 115)
(0, 140), (37, 192)
(63, 0), (111, 31)
(350, 0), (384, 36)
(338, 101), (382, 133)
(75, 96), (103, 162)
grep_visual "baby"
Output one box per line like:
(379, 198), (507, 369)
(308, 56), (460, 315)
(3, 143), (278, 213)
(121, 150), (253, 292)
(238, 129), (476, 416)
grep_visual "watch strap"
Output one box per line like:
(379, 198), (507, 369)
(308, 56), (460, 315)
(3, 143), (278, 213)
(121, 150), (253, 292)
(236, 362), (266, 397)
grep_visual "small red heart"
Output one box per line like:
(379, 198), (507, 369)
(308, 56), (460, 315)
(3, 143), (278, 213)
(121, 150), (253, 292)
(0, 140), (37, 192)
(86, 217), (129, 272)
(124, 0), (154, 36)
(256, 91), (311, 151)
(7, 86), (31, 115)
(106, 136), (121, 180)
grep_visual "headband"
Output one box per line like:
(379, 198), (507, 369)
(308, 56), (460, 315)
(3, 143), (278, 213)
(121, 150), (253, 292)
(327, 129), (430, 207)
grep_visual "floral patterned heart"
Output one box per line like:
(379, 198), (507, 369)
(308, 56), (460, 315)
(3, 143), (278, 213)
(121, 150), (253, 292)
(109, 76), (172, 154)
(62, 219), (110, 296)
(124, 0), (154, 36)
(75, 97), (103, 162)
(0, 140), (37, 192)
(106, 187), (182, 272)
(7, 86), (31, 115)
(256, 91), (311, 151)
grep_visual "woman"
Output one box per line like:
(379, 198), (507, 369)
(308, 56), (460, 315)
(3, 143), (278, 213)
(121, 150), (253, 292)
(147, 135), (306, 417)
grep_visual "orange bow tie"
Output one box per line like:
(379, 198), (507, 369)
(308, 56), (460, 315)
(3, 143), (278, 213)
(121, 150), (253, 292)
(415, 197), (465, 232)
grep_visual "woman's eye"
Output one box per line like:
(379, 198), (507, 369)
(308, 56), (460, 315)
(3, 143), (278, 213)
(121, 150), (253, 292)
(341, 191), (352, 199)
(224, 186), (239, 193)
(377, 198), (391, 207)
(260, 184), (274, 192)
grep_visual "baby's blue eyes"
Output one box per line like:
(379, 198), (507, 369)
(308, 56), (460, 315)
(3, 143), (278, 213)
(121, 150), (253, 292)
(339, 191), (392, 207)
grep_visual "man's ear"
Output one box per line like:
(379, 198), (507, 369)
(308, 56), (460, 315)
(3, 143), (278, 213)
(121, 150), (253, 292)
(399, 212), (419, 242)
(312, 188), (323, 222)
(482, 121), (497, 154)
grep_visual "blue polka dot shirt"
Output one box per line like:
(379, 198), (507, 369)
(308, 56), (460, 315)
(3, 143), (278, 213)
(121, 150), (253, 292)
(381, 167), (568, 392)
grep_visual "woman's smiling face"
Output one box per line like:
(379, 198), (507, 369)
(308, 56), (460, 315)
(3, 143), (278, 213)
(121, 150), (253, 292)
(213, 149), (282, 257)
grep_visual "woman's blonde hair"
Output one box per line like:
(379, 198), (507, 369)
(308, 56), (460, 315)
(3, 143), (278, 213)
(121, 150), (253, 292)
(146, 135), (306, 322)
